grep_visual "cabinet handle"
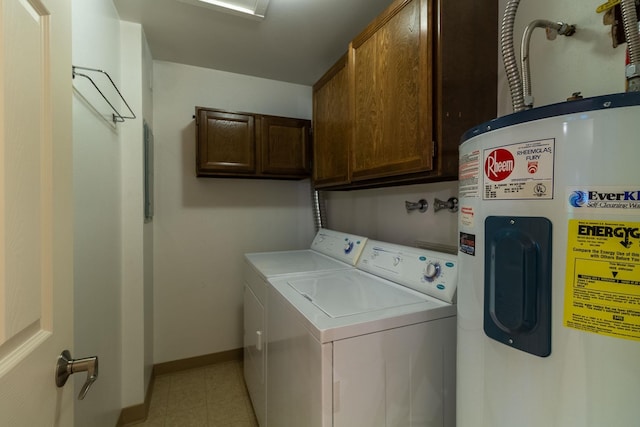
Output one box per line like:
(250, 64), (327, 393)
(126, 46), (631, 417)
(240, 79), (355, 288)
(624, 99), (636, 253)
(256, 330), (263, 351)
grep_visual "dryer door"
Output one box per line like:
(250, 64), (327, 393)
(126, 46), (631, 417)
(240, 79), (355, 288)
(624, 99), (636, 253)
(244, 284), (265, 426)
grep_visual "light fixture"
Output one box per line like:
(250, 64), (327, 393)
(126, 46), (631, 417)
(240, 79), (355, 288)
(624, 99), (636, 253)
(176, 0), (270, 20)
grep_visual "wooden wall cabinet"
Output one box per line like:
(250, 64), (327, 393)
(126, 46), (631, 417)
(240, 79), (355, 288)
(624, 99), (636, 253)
(312, 54), (350, 187)
(350, 0), (432, 183)
(312, 0), (497, 189)
(195, 107), (311, 179)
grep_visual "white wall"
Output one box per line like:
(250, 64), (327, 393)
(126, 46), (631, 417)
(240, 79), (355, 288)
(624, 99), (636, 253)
(120, 22), (154, 408)
(327, 0), (629, 247)
(326, 181), (459, 248)
(72, 0), (123, 425)
(152, 61), (315, 363)
(497, 0), (626, 117)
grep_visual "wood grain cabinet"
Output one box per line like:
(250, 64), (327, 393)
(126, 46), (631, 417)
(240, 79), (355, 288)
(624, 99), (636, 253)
(312, 54), (350, 187)
(195, 107), (311, 179)
(312, 0), (497, 189)
(259, 115), (311, 177)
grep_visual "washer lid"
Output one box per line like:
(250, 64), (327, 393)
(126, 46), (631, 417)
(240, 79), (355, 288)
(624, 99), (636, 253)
(287, 273), (425, 318)
(245, 250), (352, 277)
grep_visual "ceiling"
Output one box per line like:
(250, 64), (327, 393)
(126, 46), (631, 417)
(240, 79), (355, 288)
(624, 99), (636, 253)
(113, 0), (396, 86)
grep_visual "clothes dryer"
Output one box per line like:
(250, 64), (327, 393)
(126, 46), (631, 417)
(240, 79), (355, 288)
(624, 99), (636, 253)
(243, 228), (367, 426)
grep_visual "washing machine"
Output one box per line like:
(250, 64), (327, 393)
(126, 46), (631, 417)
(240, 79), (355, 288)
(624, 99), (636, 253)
(243, 228), (368, 426)
(266, 240), (458, 427)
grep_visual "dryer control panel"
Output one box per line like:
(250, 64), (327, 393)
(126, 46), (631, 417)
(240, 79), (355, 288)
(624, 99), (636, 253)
(310, 228), (368, 266)
(357, 240), (458, 304)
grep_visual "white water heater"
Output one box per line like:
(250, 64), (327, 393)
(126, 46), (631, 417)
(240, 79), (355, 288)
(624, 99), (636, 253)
(457, 92), (640, 427)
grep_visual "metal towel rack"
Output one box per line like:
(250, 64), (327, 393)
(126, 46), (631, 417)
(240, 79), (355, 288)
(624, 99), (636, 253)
(72, 65), (136, 123)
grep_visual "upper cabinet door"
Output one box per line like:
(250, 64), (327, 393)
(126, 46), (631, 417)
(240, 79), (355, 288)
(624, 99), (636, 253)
(311, 0), (496, 189)
(195, 107), (311, 179)
(259, 115), (311, 177)
(312, 54), (351, 188)
(196, 108), (256, 176)
(350, 0), (433, 182)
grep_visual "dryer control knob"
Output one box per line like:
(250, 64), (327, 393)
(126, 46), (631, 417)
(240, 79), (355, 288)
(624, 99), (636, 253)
(344, 240), (354, 254)
(423, 262), (441, 281)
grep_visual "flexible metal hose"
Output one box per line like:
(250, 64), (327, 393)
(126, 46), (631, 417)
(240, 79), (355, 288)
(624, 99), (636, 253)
(521, 20), (576, 109)
(621, 0), (640, 64)
(620, 0), (640, 91)
(311, 189), (327, 232)
(501, 0), (525, 112)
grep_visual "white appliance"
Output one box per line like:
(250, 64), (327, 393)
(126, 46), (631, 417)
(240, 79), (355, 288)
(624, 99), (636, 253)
(243, 228), (367, 426)
(457, 92), (640, 427)
(266, 240), (458, 427)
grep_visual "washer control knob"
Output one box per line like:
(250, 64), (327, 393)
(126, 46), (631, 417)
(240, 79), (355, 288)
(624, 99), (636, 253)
(344, 240), (354, 254)
(423, 262), (441, 281)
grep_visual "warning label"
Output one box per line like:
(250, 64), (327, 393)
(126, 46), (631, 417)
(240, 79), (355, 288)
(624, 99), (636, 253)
(564, 219), (640, 341)
(482, 139), (555, 200)
(459, 149), (480, 198)
(460, 206), (475, 228)
(459, 232), (476, 256)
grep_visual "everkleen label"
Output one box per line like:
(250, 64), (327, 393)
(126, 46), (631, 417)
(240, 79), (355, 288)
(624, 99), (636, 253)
(568, 186), (640, 215)
(564, 219), (640, 341)
(482, 139), (555, 200)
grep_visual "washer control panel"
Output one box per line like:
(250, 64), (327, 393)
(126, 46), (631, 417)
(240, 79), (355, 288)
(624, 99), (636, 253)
(357, 240), (458, 304)
(310, 229), (368, 266)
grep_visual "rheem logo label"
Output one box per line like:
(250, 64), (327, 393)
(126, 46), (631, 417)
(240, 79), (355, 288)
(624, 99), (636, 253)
(484, 149), (514, 181)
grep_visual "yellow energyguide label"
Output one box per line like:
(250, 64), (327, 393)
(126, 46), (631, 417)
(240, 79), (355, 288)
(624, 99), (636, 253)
(564, 219), (640, 341)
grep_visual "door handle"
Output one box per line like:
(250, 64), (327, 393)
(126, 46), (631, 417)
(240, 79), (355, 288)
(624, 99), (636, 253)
(55, 350), (99, 400)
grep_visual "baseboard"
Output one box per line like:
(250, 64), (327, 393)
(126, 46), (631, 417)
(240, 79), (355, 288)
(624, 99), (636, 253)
(154, 347), (243, 376)
(116, 348), (243, 426)
(116, 374), (155, 427)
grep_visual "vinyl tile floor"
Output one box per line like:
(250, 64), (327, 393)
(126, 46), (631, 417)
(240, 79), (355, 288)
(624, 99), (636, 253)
(124, 360), (259, 427)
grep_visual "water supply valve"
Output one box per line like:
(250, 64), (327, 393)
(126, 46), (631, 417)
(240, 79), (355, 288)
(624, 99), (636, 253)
(433, 197), (459, 213)
(405, 199), (428, 213)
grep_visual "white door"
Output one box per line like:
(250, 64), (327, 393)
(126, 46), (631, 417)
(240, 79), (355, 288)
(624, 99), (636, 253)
(0, 0), (74, 425)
